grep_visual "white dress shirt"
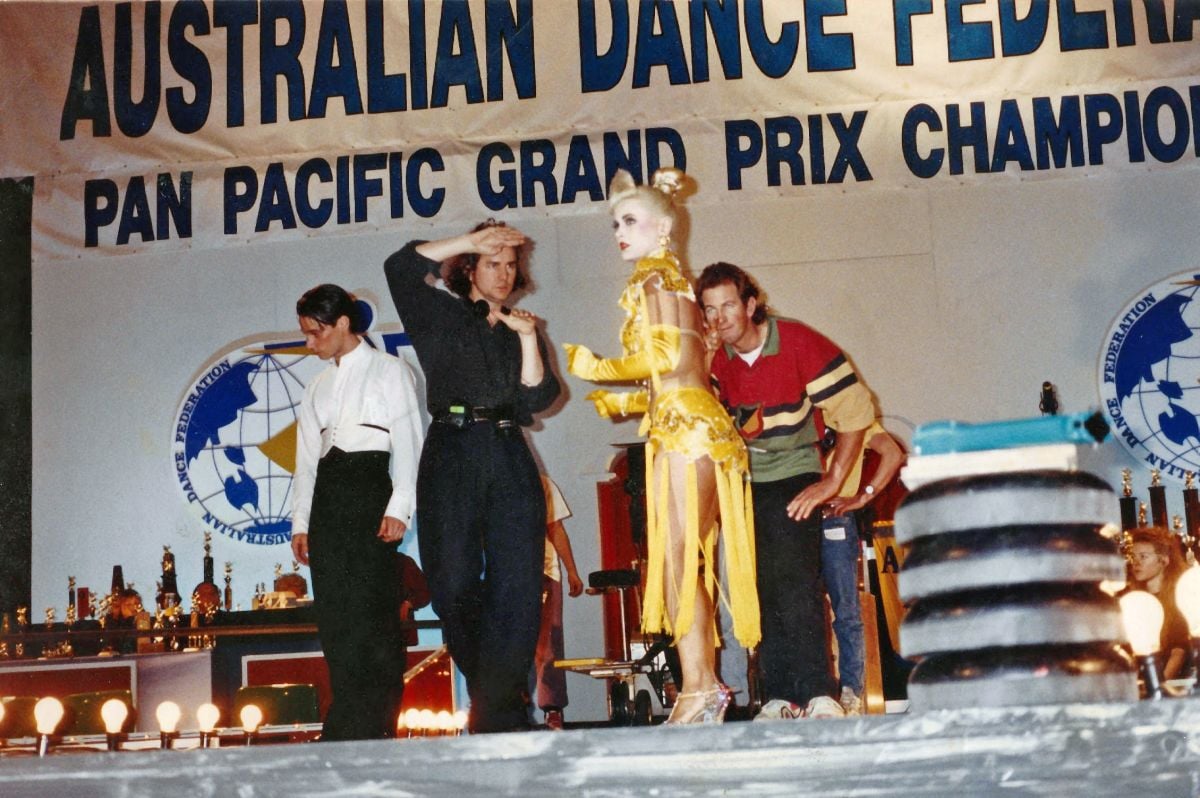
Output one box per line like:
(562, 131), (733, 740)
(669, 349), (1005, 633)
(292, 340), (424, 535)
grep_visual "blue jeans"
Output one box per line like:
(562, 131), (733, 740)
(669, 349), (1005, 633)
(821, 512), (865, 694)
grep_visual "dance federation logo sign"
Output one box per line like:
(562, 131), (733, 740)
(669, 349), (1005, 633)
(1099, 272), (1200, 482)
(172, 300), (411, 546)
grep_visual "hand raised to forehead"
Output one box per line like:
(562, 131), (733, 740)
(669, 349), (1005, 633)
(470, 225), (526, 255)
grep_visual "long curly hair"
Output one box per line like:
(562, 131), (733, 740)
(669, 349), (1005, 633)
(1127, 526), (1186, 591)
(443, 218), (529, 299)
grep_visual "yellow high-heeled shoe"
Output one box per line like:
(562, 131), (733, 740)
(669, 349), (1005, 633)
(664, 683), (734, 725)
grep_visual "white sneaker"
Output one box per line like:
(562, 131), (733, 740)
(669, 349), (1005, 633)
(839, 687), (862, 716)
(804, 695), (846, 719)
(753, 698), (804, 721)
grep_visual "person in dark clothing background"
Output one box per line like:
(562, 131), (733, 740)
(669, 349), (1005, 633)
(384, 221), (560, 733)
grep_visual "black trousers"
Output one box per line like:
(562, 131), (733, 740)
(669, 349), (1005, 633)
(417, 422), (545, 733)
(752, 472), (837, 706)
(308, 448), (404, 740)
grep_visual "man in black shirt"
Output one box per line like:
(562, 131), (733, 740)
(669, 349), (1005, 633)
(384, 221), (560, 733)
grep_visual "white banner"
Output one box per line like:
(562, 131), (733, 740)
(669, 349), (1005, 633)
(3, 1), (1200, 260)
(10, 6), (1200, 717)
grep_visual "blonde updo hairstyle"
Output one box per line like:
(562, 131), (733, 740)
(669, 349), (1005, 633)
(607, 167), (687, 226)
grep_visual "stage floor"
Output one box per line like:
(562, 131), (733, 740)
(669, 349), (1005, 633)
(2, 697), (1198, 796)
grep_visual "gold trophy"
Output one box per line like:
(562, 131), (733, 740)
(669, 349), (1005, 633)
(14, 606), (27, 658)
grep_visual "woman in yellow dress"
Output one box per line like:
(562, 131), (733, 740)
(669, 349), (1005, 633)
(565, 169), (759, 724)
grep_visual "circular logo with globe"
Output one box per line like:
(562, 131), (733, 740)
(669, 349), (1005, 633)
(171, 299), (412, 547)
(172, 341), (325, 546)
(1099, 271), (1200, 483)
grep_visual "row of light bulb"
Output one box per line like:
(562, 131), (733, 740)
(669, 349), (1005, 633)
(3, 698), (465, 754)
(1120, 565), (1200, 656)
(1119, 564), (1200, 699)
(4, 697), (268, 755)
(397, 708), (468, 736)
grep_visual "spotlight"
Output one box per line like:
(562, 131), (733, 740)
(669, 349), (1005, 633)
(1120, 590), (1165, 699)
(452, 710), (468, 736)
(435, 710), (453, 736)
(239, 703), (263, 745)
(155, 701), (181, 749)
(33, 697), (64, 757)
(196, 703), (220, 749)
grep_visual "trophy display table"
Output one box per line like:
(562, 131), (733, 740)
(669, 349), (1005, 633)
(0, 608), (452, 732)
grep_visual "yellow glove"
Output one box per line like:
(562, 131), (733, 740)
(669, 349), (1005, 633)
(585, 389), (648, 419)
(563, 325), (681, 382)
(564, 342), (600, 380)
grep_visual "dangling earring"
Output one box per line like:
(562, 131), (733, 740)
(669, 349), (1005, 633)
(657, 232), (672, 251)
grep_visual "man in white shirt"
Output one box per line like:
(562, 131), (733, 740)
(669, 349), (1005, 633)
(291, 284), (424, 740)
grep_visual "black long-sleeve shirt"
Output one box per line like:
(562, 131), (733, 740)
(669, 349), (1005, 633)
(384, 241), (560, 426)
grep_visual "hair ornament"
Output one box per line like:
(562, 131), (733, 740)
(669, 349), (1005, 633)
(651, 168), (685, 199)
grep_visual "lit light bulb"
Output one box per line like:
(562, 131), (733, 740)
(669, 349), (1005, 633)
(33, 696), (65, 757)
(155, 701), (182, 734)
(1120, 590), (1165, 657)
(100, 698), (128, 735)
(33, 697), (64, 736)
(453, 710), (468, 735)
(0, 699), (6, 727)
(1175, 566), (1200, 636)
(435, 710), (453, 735)
(239, 703), (263, 734)
(417, 709), (435, 733)
(196, 703), (220, 733)
(402, 707), (421, 737)
(197, 702), (220, 748)
(155, 700), (182, 750)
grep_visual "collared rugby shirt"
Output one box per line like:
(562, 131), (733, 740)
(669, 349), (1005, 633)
(710, 316), (874, 483)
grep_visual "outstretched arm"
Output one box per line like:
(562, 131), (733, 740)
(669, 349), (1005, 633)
(787, 426), (867, 521)
(564, 279), (681, 383)
(828, 428), (906, 515)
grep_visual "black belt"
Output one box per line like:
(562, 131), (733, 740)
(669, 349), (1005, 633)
(433, 405), (518, 430)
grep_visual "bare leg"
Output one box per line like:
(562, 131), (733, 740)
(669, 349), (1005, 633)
(658, 452), (726, 723)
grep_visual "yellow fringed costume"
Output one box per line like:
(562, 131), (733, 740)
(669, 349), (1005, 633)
(565, 250), (761, 648)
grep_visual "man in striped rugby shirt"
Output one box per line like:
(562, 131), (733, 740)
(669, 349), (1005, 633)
(699, 262), (875, 721)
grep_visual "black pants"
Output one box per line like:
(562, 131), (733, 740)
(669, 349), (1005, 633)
(752, 473), (837, 706)
(417, 422), (545, 733)
(308, 448), (404, 741)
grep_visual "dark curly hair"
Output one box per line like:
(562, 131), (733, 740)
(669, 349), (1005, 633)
(444, 219), (529, 299)
(696, 262), (768, 325)
(296, 283), (364, 333)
